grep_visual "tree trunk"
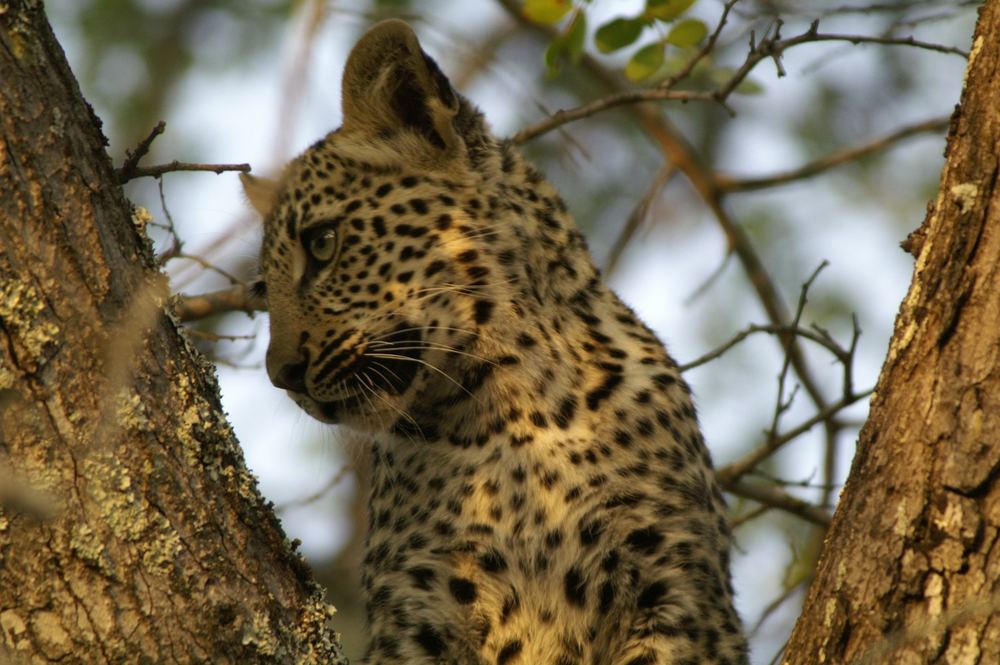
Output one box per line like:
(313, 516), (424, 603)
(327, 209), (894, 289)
(783, 2), (1000, 663)
(0, 3), (345, 663)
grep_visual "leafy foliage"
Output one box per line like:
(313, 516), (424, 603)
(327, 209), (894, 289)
(524, 0), (710, 81)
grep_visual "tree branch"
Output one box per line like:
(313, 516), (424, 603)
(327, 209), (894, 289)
(173, 284), (267, 323)
(115, 119), (250, 183)
(721, 478), (832, 527)
(716, 116), (951, 193)
(717, 388), (874, 486)
(117, 120), (166, 181)
(511, 18), (967, 143)
(120, 160), (251, 182)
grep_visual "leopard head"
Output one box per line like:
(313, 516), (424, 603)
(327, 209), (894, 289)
(242, 20), (523, 432)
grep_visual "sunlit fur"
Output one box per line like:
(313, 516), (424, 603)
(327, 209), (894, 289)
(248, 19), (748, 665)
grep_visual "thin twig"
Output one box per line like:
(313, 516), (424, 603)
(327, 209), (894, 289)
(604, 162), (677, 275)
(117, 120), (166, 183)
(512, 88), (720, 143)
(661, 0), (742, 90)
(276, 465), (353, 511)
(502, 0), (833, 420)
(120, 161), (251, 182)
(721, 478), (831, 527)
(807, 31), (968, 57)
(684, 250), (734, 305)
(184, 329), (257, 343)
(679, 322), (850, 372)
(766, 263), (828, 446)
(165, 254), (244, 286)
(512, 19), (966, 143)
(154, 178), (183, 265)
(716, 388), (874, 485)
(750, 577), (811, 638)
(731, 504), (770, 528)
(173, 285), (267, 323)
(716, 116), (950, 193)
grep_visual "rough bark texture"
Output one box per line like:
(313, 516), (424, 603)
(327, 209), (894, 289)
(0, 2), (346, 662)
(783, 2), (1000, 663)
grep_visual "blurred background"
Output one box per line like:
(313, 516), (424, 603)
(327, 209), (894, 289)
(46, 0), (978, 661)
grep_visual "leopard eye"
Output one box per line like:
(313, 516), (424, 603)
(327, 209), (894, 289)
(307, 229), (338, 263)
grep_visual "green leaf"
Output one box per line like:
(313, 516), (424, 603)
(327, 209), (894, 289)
(543, 11), (587, 76)
(544, 40), (563, 75)
(625, 42), (665, 81)
(523, 0), (573, 25)
(595, 17), (645, 53)
(565, 11), (587, 62)
(666, 18), (707, 47)
(646, 0), (697, 22)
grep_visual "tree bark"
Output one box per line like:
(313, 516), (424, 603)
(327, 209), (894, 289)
(0, 3), (345, 663)
(783, 1), (1000, 663)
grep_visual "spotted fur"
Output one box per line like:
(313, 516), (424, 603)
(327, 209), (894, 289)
(244, 19), (748, 665)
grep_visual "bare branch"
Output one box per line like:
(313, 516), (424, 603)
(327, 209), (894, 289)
(165, 253), (245, 286)
(511, 88), (719, 144)
(730, 504), (770, 528)
(173, 285), (267, 323)
(120, 161), (251, 182)
(766, 263), (828, 445)
(716, 116), (951, 193)
(750, 577), (811, 638)
(716, 388), (874, 485)
(721, 478), (831, 527)
(115, 120), (251, 183)
(276, 465), (354, 511)
(661, 0), (742, 90)
(679, 322), (850, 372)
(117, 120), (166, 182)
(808, 31), (968, 57)
(512, 17), (966, 143)
(604, 162), (677, 275)
(500, 0), (835, 418)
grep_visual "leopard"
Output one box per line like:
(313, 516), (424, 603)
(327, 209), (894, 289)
(241, 19), (749, 665)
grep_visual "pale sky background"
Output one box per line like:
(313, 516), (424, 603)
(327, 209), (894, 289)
(48, 1), (977, 661)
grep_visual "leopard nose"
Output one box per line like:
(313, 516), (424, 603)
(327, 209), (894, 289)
(270, 359), (308, 393)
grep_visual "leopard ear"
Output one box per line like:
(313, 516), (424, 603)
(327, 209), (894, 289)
(341, 20), (461, 153)
(240, 172), (279, 217)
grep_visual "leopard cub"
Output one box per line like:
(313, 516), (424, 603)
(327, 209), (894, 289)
(243, 19), (748, 665)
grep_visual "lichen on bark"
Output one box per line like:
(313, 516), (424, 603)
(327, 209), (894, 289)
(0, 2), (347, 662)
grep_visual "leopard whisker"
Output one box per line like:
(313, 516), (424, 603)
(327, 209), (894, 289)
(356, 370), (419, 431)
(366, 352), (482, 404)
(366, 342), (499, 366)
(367, 323), (480, 340)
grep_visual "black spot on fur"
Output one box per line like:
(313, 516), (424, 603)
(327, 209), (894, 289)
(449, 577), (478, 604)
(586, 374), (623, 410)
(598, 580), (615, 614)
(474, 299), (495, 324)
(497, 639), (523, 664)
(517, 333), (536, 347)
(637, 581), (667, 609)
(626, 526), (664, 554)
(425, 259), (447, 277)
(554, 395), (577, 429)
(407, 566), (436, 590)
(414, 623), (445, 656)
(579, 519), (605, 547)
(564, 566), (587, 607)
(479, 548), (508, 573)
